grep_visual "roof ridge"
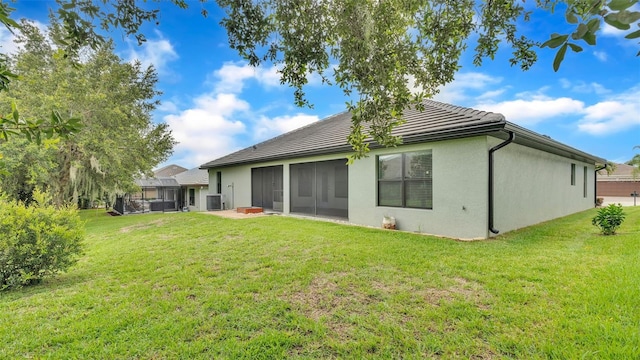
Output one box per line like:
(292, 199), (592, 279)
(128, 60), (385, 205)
(423, 99), (505, 122)
(201, 110), (349, 168)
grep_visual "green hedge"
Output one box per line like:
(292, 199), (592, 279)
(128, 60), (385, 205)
(0, 191), (84, 290)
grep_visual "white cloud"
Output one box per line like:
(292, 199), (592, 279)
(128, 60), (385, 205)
(254, 114), (319, 141)
(157, 100), (178, 113)
(601, 4), (640, 37)
(477, 89), (506, 101)
(433, 72), (504, 103)
(212, 61), (281, 93)
(474, 84), (640, 134)
(163, 59), (323, 167)
(0, 27), (18, 54)
(573, 82), (611, 95)
(593, 51), (608, 62)
(577, 87), (640, 135)
(560, 79), (611, 95)
(0, 20), (48, 55)
(125, 30), (178, 74)
(475, 97), (585, 125)
(163, 93), (249, 167)
(559, 78), (572, 89)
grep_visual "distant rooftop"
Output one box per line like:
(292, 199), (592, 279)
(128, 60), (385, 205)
(174, 168), (208, 186)
(154, 164), (188, 177)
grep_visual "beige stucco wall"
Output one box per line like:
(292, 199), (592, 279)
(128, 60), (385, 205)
(348, 137), (489, 239)
(491, 137), (595, 235)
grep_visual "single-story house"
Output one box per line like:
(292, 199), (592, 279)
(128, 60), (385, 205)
(597, 163), (639, 197)
(113, 166), (209, 214)
(174, 167), (209, 212)
(153, 164), (188, 177)
(200, 100), (605, 240)
(114, 177), (181, 214)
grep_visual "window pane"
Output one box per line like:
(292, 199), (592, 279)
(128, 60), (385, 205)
(189, 188), (195, 206)
(379, 181), (403, 207)
(379, 154), (402, 180)
(404, 151), (432, 179)
(298, 166), (313, 196)
(405, 180), (432, 209)
(335, 165), (348, 198)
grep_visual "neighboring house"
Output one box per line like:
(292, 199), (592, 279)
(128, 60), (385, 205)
(597, 163), (639, 197)
(200, 101), (604, 240)
(114, 177), (181, 214)
(113, 166), (208, 214)
(174, 168), (209, 212)
(154, 164), (188, 177)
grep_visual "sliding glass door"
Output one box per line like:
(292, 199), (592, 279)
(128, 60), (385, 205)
(290, 159), (348, 218)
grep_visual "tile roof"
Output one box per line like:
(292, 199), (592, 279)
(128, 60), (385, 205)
(597, 163), (639, 181)
(173, 168), (209, 186)
(135, 177), (180, 188)
(201, 100), (604, 169)
(154, 164), (188, 177)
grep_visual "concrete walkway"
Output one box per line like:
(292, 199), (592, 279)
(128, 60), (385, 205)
(600, 196), (639, 207)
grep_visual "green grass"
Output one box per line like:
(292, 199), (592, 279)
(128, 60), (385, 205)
(1, 208), (639, 359)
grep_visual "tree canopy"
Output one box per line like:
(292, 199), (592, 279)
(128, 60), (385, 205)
(0, 0), (638, 160)
(0, 20), (175, 205)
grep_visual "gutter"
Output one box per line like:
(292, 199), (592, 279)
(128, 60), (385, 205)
(488, 131), (515, 235)
(594, 163), (607, 207)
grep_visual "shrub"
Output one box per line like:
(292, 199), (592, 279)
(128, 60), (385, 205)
(591, 203), (625, 235)
(0, 190), (84, 290)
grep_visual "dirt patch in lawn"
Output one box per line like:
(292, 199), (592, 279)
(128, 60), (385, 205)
(418, 277), (491, 310)
(285, 272), (367, 338)
(286, 273), (492, 338)
(120, 218), (166, 233)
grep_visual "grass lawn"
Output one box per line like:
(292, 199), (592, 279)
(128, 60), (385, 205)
(1, 208), (639, 359)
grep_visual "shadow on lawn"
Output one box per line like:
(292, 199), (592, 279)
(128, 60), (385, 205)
(0, 272), (90, 302)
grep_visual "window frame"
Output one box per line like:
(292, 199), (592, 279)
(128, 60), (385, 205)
(583, 166), (588, 198)
(571, 163), (576, 186)
(377, 150), (433, 210)
(188, 188), (195, 206)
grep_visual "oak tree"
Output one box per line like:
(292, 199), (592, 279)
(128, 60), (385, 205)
(0, 0), (638, 159)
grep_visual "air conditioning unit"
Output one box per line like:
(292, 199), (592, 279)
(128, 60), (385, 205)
(206, 194), (224, 211)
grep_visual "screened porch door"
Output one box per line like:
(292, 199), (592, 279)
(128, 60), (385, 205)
(290, 159), (348, 218)
(251, 165), (283, 211)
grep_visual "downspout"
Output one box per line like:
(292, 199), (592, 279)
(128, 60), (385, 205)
(594, 163), (607, 207)
(489, 131), (515, 235)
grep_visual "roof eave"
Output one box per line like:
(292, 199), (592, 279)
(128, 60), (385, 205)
(504, 122), (605, 164)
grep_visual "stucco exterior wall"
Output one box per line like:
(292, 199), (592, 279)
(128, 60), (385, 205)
(207, 154), (350, 211)
(205, 135), (596, 239)
(348, 137), (489, 239)
(492, 138), (595, 235)
(180, 186), (208, 211)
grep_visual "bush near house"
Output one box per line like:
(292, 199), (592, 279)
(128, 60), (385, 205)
(592, 203), (626, 235)
(0, 191), (84, 290)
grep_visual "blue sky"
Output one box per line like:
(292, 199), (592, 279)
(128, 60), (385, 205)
(5, 1), (640, 168)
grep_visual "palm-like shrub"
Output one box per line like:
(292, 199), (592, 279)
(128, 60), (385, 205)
(591, 203), (625, 235)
